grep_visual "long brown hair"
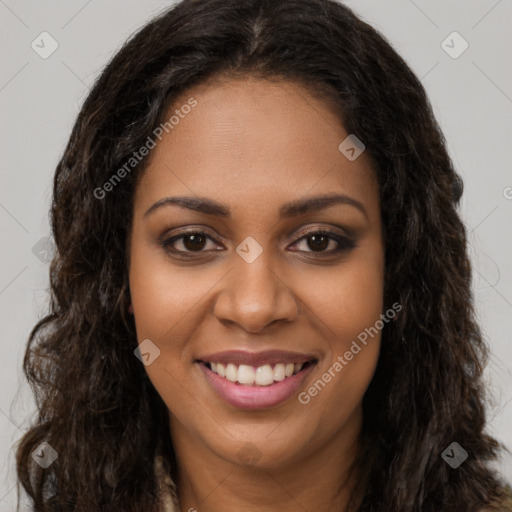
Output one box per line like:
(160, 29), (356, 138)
(15, 0), (511, 510)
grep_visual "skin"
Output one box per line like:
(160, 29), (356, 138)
(128, 76), (384, 512)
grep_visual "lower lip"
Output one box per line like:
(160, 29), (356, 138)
(197, 361), (316, 410)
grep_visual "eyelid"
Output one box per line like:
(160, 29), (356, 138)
(294, 225), (348, 239)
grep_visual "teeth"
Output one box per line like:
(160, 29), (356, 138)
(237, 364), (255, 385)
(226, 363), (237, 382)
(255, 364), (274, 386)
(207, 361), (307, 386)
(273, 363), (285, 381)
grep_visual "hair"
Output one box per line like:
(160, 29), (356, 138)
(15, 0), (512, 510)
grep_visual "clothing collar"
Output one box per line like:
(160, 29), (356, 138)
(155, 455), (180, 512)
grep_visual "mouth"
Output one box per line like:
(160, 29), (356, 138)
(195, 352), (318, 410)
(199, 360), (316, 386)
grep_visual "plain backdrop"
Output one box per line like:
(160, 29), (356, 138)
(1, 0), (511, 508)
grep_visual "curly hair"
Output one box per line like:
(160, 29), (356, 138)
(15, 0), (512, 510)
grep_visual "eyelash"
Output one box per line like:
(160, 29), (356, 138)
(161, 227), (356, 259)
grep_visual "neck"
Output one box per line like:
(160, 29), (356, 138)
(169, 408), (365, 512)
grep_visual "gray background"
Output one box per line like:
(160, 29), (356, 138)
(1, 0), (511, 508)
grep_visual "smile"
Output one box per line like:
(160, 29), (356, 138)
(196, 359), (317, 410)
(205, 361), (311, 386)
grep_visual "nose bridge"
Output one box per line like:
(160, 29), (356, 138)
(213, 242), (298, 332)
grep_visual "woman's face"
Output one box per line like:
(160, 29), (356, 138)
(129, 77), (384, 469)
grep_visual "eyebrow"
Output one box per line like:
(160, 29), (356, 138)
(143, 193), (368, 220)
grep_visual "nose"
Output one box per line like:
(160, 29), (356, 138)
(212, 251), (299, 333)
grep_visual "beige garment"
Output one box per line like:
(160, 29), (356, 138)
(154, 454), (512, 512)
(155, 455), (180, 512)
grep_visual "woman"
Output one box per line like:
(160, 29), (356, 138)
(15, 0), (512, 510)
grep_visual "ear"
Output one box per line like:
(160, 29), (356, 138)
(128, 304), (134, 314)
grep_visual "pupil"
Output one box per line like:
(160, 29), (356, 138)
(184, 234), (206, 251)
(308, 234), (328, 252)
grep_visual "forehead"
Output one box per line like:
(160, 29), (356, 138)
(134, 77), (378, 218)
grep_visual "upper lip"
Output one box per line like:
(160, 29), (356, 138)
(196, 350), (317, 367)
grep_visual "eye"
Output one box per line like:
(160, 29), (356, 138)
(161, 227), (355, 258)
(289, 228), (355, 256)
(161, 230), (221, 256)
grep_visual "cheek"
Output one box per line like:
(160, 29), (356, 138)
(128, 250), (201, 415)
(128, 237), (216, 341)
(301, 246), (384, 342)
(128, 239), (197, 386)
(296, 247), (384, 408)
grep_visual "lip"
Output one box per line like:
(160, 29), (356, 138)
(197, 359), (317, 410)
(196, 349), (317, 367)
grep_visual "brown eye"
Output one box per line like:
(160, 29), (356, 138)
(290, 229), (356, 255)
(162, 231), (219, 255)
(305, 233), (331, 252)
(161, 228), (355, 260)
(181, 233), (208, 251)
